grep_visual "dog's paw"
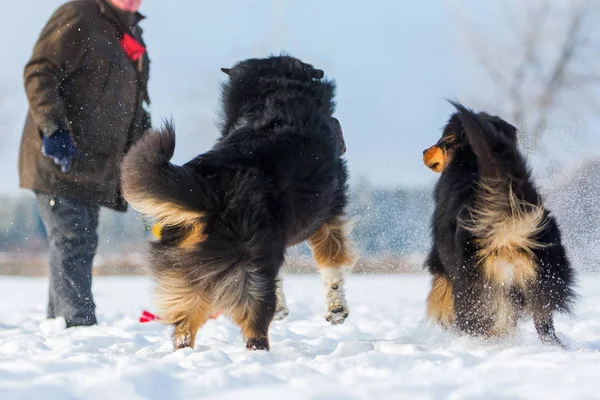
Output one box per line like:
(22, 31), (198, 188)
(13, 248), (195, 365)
(540, 333), (568, 350)
(246, 337), (270, 351)
(173, 333), (194, 351)
(325, 303), (349, 325)
(273, 304), (289, 321)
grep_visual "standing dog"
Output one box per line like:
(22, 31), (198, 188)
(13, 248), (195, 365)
(423, 102), (575, 347)
(121, 55), (357, 351)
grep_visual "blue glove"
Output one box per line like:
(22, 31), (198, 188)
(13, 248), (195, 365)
(41, 129), (77, 173)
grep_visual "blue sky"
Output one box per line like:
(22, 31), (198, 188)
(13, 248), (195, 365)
(2, 0), (476, 195)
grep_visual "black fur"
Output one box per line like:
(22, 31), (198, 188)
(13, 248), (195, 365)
(121, 55), (349, 349)
(425, 102), (576, 347)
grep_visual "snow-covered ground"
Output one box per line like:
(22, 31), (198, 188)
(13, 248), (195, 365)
(1, 274), (600, 399)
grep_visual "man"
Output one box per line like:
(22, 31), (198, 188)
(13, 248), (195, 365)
(18, 0), (150, 327)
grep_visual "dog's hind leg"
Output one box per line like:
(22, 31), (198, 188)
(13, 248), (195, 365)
(172, 300), (212, 350)
(230, 276), (277, 351)
(273, 275), (289, 321)
(426, 274), (455, 328)
(534, 312), (566, 349)
(155, 272), (212, 350)
(308, 216), (358, 325)
(529, 229), (574, 349)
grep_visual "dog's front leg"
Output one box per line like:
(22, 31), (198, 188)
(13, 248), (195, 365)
(319, 266), (350, 324)
(308, 216), (358, 325)
(231, 276), (277, 351)
(273, 275), (289, 321)
(534, 312), (567, 349)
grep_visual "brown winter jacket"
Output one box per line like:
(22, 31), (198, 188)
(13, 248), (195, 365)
(19, 0), (151, 211)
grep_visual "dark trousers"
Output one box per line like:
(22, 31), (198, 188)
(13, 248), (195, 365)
(36, 193), (99, 327)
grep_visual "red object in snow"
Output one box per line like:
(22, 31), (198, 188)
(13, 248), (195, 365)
(139, 310), (158, 323)
(119, 33), (146, 62)
(139, 310), (222, 323)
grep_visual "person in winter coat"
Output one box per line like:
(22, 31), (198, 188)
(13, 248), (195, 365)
(18, 0), (151, 327)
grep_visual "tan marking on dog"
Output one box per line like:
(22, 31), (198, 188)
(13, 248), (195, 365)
(179, 221), (208, 249)
(461, 179), (547, 287)
(308, 217), (358, 325)
(424, 134), (457, 173)
(481, 251), (537, 288)
(423, 146), (446, 173)
(150, 221), (207, 249)
(426, 274), (455, 327)
(154, 271), (209, 324)
(309, 216), (358, 268)
(155, 264), (273, 350)
(125, 195), (204, 228)
(172, 302), (212, 350)
(153, 270), (213, 349)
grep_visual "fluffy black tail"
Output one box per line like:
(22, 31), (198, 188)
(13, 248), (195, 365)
(449, 101), (523, 177)
(121, 122), (218, 226)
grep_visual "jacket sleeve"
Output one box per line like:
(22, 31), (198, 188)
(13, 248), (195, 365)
(23, 3), (90, 137)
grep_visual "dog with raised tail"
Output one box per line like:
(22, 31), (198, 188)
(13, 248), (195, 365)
(423, 102), (576, 348)
(121, 55), (357, 351)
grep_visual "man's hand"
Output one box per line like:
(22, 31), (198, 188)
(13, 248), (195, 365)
(42, 129), (77, 173)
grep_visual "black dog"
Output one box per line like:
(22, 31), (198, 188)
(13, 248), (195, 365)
(121, 55), (357, 351)
(423, 102), (575, 347)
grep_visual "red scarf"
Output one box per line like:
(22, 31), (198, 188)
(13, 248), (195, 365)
(119, 33), (146, 62)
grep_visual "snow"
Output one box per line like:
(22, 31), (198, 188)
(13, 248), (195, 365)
(1, 274), (600, 399)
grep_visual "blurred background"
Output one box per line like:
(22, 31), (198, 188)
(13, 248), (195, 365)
(1, 0), (600, 275)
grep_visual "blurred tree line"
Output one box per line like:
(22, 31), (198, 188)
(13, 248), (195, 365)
(2, 156), (600, 272)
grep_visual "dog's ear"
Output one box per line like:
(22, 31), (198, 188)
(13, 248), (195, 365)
(488, 116), (518, 141)
(329, 117), (346, 154)
(220, 68), (232, 75)
(311, 69), (324, 79)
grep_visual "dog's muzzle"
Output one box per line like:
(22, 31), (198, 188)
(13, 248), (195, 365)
(423, 146), (445, 173)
